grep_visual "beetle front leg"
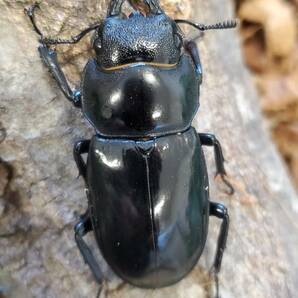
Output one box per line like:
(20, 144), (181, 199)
(74, 211), (104, 286)
(25, 3), (81, 107)
(38, 45), (82, 107)
(25, 3), (101, 46)
(209, 201), (229, 298)
(184, 40), (203, 84)
(199, 133), (234, 195)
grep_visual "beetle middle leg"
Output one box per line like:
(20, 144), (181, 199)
(73, 139), (104, 286)
(73, 139), (91, 184)
(199, 133), (234, 195)
(209, 201), (229, 298)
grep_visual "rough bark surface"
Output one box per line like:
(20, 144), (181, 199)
(1, 1), (298, 298)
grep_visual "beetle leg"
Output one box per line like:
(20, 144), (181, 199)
(199, 133), (234, 195)
(25, 3), (99, 107)
(24, 2), (44, 37)
(74, 211), (104, 285)
(25, 3), (100, 45)
(184, 40), (203, 84)
(209, 201), (229, 298)
(73, 139), (91, 183)
(74, 141), (103, 285)
(38, 45), (81, 107)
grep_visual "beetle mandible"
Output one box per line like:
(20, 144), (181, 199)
(25, 0), (236, 295)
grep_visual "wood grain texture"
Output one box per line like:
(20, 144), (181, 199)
(0, 0), (298, 297)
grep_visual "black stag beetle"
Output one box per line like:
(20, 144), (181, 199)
(25, 0), (236, 295)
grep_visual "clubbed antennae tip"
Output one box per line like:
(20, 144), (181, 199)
(201, 19), (237, 31)
(175, 19), (238, 32)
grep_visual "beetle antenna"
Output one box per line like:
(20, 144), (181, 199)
(43, 23), (101, 45)
(25, 2), (101, 46)
(175, 19), (237, 31)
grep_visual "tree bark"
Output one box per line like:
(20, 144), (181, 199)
(1, 0), (298, 297)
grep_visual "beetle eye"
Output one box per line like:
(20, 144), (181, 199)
(93, 38), (102, 52)
(174, 33), (182, 50)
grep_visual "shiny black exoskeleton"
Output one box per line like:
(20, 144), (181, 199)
(25, 0), (236, 295)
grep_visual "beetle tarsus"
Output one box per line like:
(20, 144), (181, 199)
(210, 272), (220, 298)
(74, 211), (104, 284)
(199, 133), (235, 195)
(96, 284), (103, 298)
(209, 201), (229, 298)
(216, 173), (235, 196)
(24, 2), (44, 37)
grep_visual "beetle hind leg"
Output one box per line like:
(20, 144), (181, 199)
(74, 211), (104, 285)
(209, 201), (229, 298)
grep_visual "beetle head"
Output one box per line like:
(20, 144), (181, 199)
(93, 0), (183, 69)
